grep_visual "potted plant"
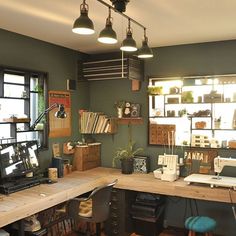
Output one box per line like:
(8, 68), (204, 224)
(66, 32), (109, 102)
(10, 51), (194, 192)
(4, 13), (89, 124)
(147, 86), (163, 95)
(181, 91), (193, 103)
(114, 100), (125, 118)
(112, 141), (143, 174)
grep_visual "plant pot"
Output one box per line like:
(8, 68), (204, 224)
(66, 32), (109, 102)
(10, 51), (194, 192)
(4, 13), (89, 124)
(120, 158), (134, 174)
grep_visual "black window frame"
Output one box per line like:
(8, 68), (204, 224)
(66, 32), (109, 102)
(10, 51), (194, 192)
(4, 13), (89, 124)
(0, 65), (48, 149)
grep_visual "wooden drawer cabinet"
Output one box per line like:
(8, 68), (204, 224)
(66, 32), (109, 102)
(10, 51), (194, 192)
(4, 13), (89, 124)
(73, 143), (101, 171)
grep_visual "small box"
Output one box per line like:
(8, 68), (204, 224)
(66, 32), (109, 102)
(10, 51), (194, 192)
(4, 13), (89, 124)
(133, 156), (150, 173)
(191, 142), (201, 147)
(204, 93), (223, 102)
(195, 121), (206, 129)
(167, 97), (179, 104)
(228, 140), (236, 148)
(63, 143), (75, 154)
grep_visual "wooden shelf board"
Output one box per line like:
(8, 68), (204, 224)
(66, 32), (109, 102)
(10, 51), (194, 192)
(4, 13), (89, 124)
(117, 117), (143, 125)
(3, 118), (30, 123)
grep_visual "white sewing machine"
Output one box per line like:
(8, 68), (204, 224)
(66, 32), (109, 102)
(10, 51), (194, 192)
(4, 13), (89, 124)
(184, 156), (236, 189)
(214, 156), (236, 177)
(153, 154), (179, 182)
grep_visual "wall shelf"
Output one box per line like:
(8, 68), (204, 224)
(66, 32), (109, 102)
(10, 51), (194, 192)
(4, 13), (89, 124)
(117, 117), (143, 125)
(148, 75), (236, 148)
(79, 111), (117, 134)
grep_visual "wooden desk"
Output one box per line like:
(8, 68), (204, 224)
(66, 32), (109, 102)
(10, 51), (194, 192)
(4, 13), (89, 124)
(0, 167), (235, 228)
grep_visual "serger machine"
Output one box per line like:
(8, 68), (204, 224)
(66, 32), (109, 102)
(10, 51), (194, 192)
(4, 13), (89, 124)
(184, 156), (236, 189)
(153, 154), (179, 182)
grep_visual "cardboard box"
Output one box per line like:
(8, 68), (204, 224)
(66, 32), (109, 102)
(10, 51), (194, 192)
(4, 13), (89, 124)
(229, 140), (236, 148)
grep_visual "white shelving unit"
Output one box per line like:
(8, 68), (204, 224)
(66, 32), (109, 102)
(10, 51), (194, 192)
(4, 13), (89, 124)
(148, 75), (236, 148)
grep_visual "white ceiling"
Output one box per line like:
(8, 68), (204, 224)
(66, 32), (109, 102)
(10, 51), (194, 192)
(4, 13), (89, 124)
(0, 0), (236, 54)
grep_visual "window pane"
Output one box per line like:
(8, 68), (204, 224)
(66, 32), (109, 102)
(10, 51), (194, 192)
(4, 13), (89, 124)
(4, 84), (26, 98)
(0, 98), (25, 119)
(0, 124), (11, 138)
(4, 73), (25, 84)
(1, 69), (47, 148)
(30, 92), (39, 127)
(16, 123), (27, 131)
(30, 77), (39, 91)
(17, 131), (39, 143)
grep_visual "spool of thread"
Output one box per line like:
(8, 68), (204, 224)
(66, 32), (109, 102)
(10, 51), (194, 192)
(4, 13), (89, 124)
(48, 168), (58, 181)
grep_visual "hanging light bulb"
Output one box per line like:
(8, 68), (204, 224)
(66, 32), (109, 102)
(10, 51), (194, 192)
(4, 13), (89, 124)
(138, 28), (153, 58)
(120, 19), (137, 52)
(72, 0), (95, 35)
(98, 7), (117, 44)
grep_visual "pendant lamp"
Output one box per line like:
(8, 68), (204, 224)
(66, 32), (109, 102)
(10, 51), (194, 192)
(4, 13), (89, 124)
(72, 0), (95, 35)
(98, 7), (117, 44)
(138, 29), (153, 58)
(120, 19), (137, 52)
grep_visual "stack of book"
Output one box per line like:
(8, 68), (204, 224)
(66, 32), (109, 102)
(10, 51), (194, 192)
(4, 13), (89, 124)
(80, 111), (116, 134)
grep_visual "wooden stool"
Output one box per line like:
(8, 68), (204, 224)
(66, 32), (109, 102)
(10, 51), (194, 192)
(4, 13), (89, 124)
(185, 216), (216, 236)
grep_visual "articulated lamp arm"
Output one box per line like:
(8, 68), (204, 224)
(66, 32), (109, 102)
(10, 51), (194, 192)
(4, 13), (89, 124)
(30, 103), (66, 130)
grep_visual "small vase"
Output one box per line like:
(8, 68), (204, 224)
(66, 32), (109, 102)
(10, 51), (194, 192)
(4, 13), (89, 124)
(117, 108), (123, 118)
(233, 110), (236, 129)
(214, 121), (221, 129)
(120, 159), (134, 174)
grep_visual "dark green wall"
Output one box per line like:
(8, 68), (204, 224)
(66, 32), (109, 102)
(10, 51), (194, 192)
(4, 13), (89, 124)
(90, 40), (236, 170)
(0, 28), (89, 170)
(89, 41), (236, 236)
(1, 27), (236, 235)
(146, 40), (236, 76)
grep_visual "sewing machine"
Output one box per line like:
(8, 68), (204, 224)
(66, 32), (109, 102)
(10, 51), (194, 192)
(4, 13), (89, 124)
(184, 156), (236, 189)
(153, 154), (179, 182)
(214, 156), (236, 177)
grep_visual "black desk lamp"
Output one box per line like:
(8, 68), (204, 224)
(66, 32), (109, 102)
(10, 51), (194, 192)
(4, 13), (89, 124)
(30, 103), (67, 130)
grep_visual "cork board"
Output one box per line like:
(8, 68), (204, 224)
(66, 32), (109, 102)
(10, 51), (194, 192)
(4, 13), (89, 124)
(49, 90), (71, 138)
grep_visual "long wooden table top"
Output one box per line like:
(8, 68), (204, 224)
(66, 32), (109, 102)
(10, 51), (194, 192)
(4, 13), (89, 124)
(0, 167), (235, 228)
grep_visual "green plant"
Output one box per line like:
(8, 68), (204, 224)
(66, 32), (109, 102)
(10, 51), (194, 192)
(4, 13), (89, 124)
(112, 141), (143, 167)
(147, 86), (163, 95)
(181, 91), (193, 103)
(34, 83), (45, 122)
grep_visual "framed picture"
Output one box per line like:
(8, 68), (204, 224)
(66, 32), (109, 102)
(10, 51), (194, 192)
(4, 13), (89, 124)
(133, 156), (150, 173)
(49, 90), (71, 138)
(123, 101), (132, 117)
(131, 103), (141, 117)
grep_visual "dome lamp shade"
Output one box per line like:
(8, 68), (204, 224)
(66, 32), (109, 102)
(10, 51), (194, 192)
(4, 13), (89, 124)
(72, 0), (95, 35)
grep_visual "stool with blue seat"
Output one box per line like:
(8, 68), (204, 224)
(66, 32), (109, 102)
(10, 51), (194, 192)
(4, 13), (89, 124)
(185, 216), (216, 236)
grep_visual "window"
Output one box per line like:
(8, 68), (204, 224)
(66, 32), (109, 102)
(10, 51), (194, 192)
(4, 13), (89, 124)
(0, 67), (48, 148)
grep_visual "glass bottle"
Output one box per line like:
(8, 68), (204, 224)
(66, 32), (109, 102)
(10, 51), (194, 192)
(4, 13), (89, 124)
(232, 109), (236, 129)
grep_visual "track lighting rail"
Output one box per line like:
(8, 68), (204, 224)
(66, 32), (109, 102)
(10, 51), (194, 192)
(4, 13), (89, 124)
(97, 0), (146, 30)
